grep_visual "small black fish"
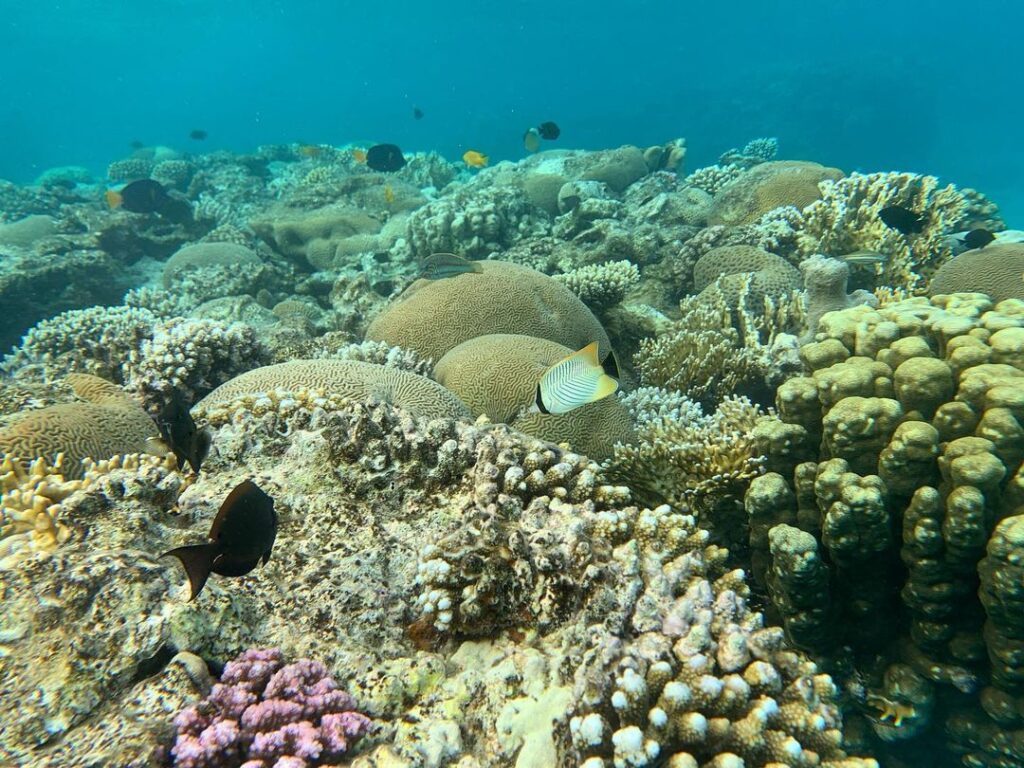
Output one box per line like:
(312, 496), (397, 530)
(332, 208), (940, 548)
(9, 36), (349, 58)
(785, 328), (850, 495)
(156, 392), (211, 473)
(116, 178), (172, 213)
(537, 121), (560, 140)
(162, 480), (277, 601)
(129, 140), (145, 150)
(366, 143), (407, 172)
(413, 106), (424, 120)
(878, 205), (926, 236)
(420, 252), (483, 280)
(189, 129), (208, 141)
(961, 228), (996, 250)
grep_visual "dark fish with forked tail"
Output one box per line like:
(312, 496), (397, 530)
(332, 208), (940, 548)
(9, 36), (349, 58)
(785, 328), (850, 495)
(155, 391), (211, 473)
(162, 480), (277, 601)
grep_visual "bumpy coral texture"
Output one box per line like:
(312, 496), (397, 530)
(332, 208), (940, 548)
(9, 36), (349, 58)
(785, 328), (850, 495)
(693, 244), (802, 308)
(171, 647), (372, 768)
(194, 359), (471, 422)
(555, 259), (641, 311)
(162, 242), (270, 304)
(927, 242), (1024, 302)
(745, 293), (1024, 764)
(365, 260), (613, 364)
(707, 160), (844, 226)
(434, 333), (635, 460)
(405, 183), (549, 259)
(0, 374), (157, 477)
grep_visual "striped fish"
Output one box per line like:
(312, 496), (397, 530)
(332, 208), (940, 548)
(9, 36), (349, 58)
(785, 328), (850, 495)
(536, 342), (619, 415)
(420, 252), (483, 280)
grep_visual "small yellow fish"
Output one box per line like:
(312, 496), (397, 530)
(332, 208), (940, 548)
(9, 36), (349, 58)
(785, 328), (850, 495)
(352, 148), (367, 163)
(462, 150), (488, 168)
(384, 185), (395, 205)
(298, 144), (324, 158)
(536, 342), (618, 415)
(105, 189), (123, 209)
(523, 128), (541, 153)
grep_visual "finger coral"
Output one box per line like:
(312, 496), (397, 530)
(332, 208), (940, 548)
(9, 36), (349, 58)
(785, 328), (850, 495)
(170, 647), (372, 768)
(745, 292), (1024, 763)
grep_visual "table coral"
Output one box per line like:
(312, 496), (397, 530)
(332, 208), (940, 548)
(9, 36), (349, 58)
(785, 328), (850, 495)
(744, 293), (1024, 763)
(170, 647), (372, 768)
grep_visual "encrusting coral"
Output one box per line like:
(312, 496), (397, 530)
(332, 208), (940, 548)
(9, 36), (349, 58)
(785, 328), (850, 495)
(744, 292), (1024, 763)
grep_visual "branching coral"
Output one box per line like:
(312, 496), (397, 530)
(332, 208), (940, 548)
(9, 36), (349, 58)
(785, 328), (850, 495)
(170, 647), (373, 768)
(606, 393), (766, 524)
(634, 283), (804, 406)
(555, 259), (640, 312)
(794, 172), (968, 292)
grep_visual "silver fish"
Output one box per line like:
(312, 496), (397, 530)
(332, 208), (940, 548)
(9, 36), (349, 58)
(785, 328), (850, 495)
(839, 250), (887, 265)
(420, 252), (483, 280)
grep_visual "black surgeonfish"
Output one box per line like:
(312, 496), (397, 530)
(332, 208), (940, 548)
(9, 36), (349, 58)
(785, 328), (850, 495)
(106, 178), (193, 223)
(878, 205), (926, 235)
(162, 480), (277, 601)
(537, 121), (560, 140)
(156, 391), (211, 473)
(366, 143), (407, 172)
(961, 228), (996, 250)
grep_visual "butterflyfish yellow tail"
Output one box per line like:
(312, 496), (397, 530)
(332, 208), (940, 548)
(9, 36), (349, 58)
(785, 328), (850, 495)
(536, 342), (619, 415)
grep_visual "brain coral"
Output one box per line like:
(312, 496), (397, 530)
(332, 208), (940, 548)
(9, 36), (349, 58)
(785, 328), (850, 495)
(693, 244), (802, 307)
(434, 334), (634, 459)
(162, 242), (262, 289)
(365, 261), (613, 365)
(927, 242), (1024, 302)
(193, 360), (471, 422)
(707, 160), (844, 226)
(0, 374), (157, 477)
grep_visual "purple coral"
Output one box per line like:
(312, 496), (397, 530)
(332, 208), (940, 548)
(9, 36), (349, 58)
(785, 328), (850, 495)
(171, 648), (373, 768)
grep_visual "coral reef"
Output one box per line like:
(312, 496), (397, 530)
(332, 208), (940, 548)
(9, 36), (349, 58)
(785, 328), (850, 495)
(800, 255), (878, 338)
(434, 333), (635, 459)
(555, 259), (641, 312)
(170, 647), (372, 767)
(794, 171), (968, 292)
(745, 293), (1024, 763)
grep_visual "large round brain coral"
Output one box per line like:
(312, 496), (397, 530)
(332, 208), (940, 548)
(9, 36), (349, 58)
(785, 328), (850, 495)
(365, 260), (613, 364)
(707, 160), (844, 226)
(927, 242), (1024, 302)
(434, 333), (635, 459)
(693, 244), (802, 307)
(193, 359), (471, 422)
(0, 374), (157, 477)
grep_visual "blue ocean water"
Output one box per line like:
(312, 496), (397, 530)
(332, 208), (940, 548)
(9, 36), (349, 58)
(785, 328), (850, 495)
(2, 0), (1021, 220)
